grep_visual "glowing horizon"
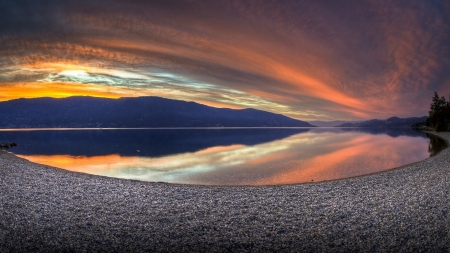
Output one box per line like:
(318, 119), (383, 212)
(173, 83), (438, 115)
(1, 0), (449, 121)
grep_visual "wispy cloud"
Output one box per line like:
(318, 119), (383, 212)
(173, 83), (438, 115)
(1, 0), (449, 120)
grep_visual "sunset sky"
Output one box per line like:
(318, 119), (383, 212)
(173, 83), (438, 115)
(1, 0), (449, 121)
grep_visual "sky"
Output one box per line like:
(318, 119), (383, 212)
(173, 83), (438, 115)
(1, 0), (449, 121)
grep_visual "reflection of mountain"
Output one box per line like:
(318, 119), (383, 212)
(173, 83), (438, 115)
(0, 96), (314, 128)
(332, 127), (428, 138)
(309, 120), (361, 127)
(1, 128), (310, 157)
(308, 127), (429, 138)
(335, 116), (427, 128)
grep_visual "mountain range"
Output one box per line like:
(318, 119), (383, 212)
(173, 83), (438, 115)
(0, 96), (428, 128)
(0, 96), (314, 128)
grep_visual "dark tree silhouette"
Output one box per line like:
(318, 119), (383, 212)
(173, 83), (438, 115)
(426, 92), (450, 131)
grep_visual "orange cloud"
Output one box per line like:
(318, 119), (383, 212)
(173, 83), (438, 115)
(1, 0), (448, 120)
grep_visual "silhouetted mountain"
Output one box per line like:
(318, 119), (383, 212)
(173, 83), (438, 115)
(335, 116), (428, 128)
(0, 96), (314, 128)
(337, 122), (356, 127)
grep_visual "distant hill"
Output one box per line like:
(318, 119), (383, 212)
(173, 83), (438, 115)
(335, 116), (428, 128)
(309, 120), (361, 127)
(0, 96), (315, 128)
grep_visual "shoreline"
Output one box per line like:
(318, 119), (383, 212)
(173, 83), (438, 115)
(1, 132), (449, 251)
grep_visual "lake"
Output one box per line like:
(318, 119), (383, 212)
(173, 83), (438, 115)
(0, 128), (446, 185)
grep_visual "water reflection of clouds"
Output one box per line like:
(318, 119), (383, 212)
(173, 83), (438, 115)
(254, 135), (428, 185)
(18, 131), (431, 185)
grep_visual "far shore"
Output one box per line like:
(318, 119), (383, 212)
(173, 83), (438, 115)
(1, 132), (449, 252)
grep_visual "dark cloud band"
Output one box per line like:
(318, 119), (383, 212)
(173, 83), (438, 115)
(1, 0), (449, 120)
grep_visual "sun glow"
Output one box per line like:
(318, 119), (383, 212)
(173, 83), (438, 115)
(58, 70), (89, 77)
(0, 82), (132, 101)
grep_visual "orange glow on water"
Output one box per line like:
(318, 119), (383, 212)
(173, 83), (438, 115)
(14, 130), (431, 185)
(253, 136), (417, 185)
(196, 144), (245, 155)
(16, 154), (143, 174)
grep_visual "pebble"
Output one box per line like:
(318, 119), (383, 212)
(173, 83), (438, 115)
(0, 132), (449, 252)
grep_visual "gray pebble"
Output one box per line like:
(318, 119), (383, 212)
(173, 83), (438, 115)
(1, 132), (449, 252)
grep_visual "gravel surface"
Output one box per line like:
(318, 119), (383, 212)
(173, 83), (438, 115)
(1, 132), (449, 252)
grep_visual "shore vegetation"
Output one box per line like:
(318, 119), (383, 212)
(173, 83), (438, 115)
(426, 92), (450, 131)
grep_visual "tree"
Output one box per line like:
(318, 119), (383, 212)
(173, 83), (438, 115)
(426, 92), (450, 131)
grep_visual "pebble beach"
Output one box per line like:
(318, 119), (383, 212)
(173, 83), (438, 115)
(1, 132), (449, 252)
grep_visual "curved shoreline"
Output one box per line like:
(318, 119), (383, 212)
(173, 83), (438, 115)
(1, 132), (449, 252)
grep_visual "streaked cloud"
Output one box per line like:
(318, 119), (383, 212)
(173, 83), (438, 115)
(1, 0), (449, 120)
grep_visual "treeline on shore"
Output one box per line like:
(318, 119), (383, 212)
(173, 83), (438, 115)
(426, 92), (450, 132)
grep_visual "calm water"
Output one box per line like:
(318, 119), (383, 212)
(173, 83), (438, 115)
(0, 128), (446, 185)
